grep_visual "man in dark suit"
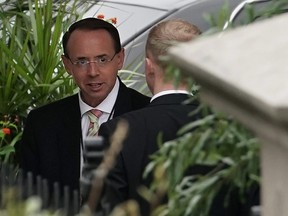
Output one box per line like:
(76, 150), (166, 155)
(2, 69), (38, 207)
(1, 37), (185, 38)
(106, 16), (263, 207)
(98, 19), (260, 216)
(97, 19), (202, 215)
(18, 18), (150, 199)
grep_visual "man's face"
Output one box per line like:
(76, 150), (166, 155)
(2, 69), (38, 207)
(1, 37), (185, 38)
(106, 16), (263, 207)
(62, 29), (124, 107)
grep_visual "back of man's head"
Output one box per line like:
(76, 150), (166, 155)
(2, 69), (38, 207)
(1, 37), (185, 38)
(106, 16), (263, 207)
(146, 19), (201, 67)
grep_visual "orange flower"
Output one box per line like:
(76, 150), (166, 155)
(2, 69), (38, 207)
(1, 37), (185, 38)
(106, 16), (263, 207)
(109, 17), (117, 24)
(97, 14), (105, 19)
(2, 128), (11, 135)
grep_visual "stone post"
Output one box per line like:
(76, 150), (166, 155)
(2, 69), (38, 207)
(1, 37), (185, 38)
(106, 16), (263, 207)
(168, 13), (288, 216)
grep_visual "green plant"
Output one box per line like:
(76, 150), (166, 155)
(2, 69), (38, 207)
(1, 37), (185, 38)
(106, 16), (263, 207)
(144, 1), (288, 215)
(144, 105), (260, 215)
(0, 0), (84, 118)
(0, 0), (94, 164)
(0, 115), (22, 163)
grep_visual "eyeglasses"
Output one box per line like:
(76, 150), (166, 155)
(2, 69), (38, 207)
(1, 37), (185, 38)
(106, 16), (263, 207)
(68, 52), (117, 69)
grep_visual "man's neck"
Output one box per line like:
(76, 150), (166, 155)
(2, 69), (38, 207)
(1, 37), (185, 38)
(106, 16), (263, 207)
(153, 82), (188, 95)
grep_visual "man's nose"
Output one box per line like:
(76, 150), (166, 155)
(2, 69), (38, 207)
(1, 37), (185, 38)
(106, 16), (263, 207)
(87, 62), (100, 76)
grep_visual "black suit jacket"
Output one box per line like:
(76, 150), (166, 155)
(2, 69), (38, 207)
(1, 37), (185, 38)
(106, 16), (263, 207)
(98, 93), (200, 215)
(98, 93), (259, 216)
(18, 78), (150, 194)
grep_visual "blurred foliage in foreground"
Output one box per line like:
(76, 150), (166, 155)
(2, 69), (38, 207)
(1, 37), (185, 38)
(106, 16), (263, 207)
(144, 0), (288, 215)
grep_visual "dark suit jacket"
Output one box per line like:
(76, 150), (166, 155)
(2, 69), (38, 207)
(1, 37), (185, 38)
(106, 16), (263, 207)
(98, 93), (259, 216)
(18, 78), (150, 194)
(98, 93), (200, 215)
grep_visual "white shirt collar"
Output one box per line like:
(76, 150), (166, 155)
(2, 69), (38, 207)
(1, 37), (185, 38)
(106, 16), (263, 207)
(79, 78), (120, 116)
(151, 90), (191, 102)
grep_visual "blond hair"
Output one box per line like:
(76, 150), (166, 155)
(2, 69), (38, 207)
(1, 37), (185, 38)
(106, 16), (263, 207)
(146, 19), (201, 67)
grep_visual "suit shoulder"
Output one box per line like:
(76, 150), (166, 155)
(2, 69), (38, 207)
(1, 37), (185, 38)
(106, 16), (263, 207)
(99, 109), (144, 134)
(127, 87), (150, 107)
(28, 94), (78, 116)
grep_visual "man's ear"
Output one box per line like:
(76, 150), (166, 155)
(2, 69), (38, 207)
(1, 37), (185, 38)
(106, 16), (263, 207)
(145, 57), (155, 76)
(117, 48), (125, 70)
(61, 55), (72, 75)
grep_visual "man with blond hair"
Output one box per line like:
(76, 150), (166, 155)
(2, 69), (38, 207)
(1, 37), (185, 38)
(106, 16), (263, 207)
(98, 19), (202, 215)
(99, 18), (260, 216)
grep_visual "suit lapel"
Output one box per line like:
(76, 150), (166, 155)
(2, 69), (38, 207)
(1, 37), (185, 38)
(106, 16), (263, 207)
(113, 79), (133, 117)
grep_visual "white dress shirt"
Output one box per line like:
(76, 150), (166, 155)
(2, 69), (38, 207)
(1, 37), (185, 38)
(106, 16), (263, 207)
(78, 78), (119, 175)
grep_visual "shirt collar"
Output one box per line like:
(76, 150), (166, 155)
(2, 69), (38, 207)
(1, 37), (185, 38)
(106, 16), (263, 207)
(79, 78), (120, 116)
(151, 90), (191, 102)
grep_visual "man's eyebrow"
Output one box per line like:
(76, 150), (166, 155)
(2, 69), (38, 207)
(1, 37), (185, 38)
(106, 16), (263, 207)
(75, 56), (88, 60)
(95, 54), (108, 58)
(75, 54), (108, 60)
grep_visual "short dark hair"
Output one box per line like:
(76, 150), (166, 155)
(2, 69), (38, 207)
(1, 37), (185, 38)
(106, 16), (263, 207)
(62, 17), (121, 57)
